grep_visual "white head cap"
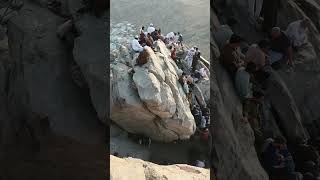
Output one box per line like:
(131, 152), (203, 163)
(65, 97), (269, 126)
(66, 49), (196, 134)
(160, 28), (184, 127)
(134, 35), (139, 39)
(150, 23), (154, 27)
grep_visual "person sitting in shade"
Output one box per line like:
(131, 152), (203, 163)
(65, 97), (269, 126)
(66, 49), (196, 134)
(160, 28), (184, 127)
(132, 35), (144, 52)
(268, 27), (293, 67)
(285, 18), (311, 49)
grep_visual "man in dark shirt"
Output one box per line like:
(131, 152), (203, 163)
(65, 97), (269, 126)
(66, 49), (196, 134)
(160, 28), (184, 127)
(219, 34), (245, 77)
(268, 27), (293, 66)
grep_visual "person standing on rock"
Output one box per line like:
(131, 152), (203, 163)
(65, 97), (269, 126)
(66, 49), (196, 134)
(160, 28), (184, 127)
(192, 47), (201, 72)
(132, 35), (144, 52)
(261, 0), (281, 33)
(140, 26), (145, 35)
(248, 0), (264, 25)
(185, 47), (196, 68)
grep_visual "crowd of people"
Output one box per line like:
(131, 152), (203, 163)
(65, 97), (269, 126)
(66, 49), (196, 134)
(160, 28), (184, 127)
(217, 0), (316, 177)
(130, 22), (211, 168)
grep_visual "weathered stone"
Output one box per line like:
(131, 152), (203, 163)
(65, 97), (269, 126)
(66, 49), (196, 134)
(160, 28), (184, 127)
(110, 155), (210, 180)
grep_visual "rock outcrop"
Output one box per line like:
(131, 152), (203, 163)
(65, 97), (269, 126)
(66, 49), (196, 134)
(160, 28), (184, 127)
(211, 0), (320, 179)
(110, 155), (210, 180)
(110, 23), (197, 142)
(0, 1), (106, 179)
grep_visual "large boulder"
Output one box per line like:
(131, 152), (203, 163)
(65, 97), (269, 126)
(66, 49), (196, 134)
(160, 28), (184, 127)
(110, 23), (196, 142)
(110, 155), (210, 180)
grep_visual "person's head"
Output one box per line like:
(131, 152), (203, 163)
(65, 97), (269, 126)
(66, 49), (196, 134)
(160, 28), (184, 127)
(271, 27), (281, 39)
(147, 33), (151, 37)
(174, 32), (177, 35)
(150, 23), (154, 27)
(258, 39), (270, 53)
(229, 34), (243, 47)
(245, 62), (257, 74)
(178, 32), (180, 35)
(301, 18), (311, 29)
(141, 26), (144, 30)
(134, 35), (139, 40)
(273, 136), (287, 149)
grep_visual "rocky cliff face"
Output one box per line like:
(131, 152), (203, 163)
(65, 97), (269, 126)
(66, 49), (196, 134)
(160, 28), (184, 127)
(0, 1), (106, 179)
(211, 0), (320, 179)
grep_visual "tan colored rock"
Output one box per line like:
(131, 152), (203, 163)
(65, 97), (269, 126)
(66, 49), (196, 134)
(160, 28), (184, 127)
(110, 155), (210, 180)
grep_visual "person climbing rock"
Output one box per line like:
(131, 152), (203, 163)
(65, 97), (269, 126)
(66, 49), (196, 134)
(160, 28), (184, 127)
(219, 34), (245, 78)
(145, 33), (154, 48)
(285, 18), (311, 49)
(261, 0), (281, 33)
(268, 27), (293, 67)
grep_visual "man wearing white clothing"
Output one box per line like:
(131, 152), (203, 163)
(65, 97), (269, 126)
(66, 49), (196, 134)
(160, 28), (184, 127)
(285, 18), (310, 48)
(185, 47), (196, 68)
(147, 23), (156, 34)
(131, 35), (144, 52)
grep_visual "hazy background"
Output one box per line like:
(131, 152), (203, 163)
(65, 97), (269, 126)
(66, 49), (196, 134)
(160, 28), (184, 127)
(110, 0), (210, 60)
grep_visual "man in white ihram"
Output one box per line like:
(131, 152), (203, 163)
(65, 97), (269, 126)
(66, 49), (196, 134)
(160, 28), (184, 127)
(131, 35), (144, 53)
(147, 23), (156, 34)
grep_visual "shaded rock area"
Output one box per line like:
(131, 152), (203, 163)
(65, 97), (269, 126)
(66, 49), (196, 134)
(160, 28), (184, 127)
(0, 0), (107, 179)
(110, 155), (210, 180)
(211, 0), (320, 179)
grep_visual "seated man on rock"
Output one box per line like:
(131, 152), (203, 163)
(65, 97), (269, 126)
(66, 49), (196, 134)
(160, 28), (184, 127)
(285, 18), (310, 49)
(245, 39), (271, 83)
(262, 136), (303, 180)
(235, 62), (264, 136)
(292, 137), (320, 173)
(268, 27), (293, 67)
(132, 35), (144, 53)
(136, 46), (150, 66)
(219, 34), (245, 78)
